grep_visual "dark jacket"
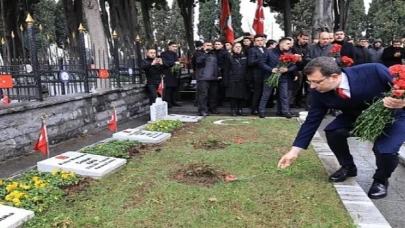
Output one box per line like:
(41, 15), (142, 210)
(223, 52), (248, 99)
(191, 49), (204, 71)
(247, 46), (265, 82)
(354, 45), (371, 65)
(291, 42), (310, 70)
(160, 50), (178, 87)
(332, 40), (356, 59)
(307, 43), (341, 64)
(140, 57), (169, 85)
(381, 46), (405, 67)
(369, 46), (384, 63)
(196, 51), (219, 81)
(259, 47), (297, 81)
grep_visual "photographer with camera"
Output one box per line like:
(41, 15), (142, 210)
(140, 48), (168, 105)
(195, 41), (220, 116)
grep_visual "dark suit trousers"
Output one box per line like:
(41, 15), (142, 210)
(197, 80), (217, 112)
(251, 75), (263, 111)
(325, 128), (399, 184)
(147, 84), (158, 105)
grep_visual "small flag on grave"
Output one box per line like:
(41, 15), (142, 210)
(157, 78), (164, 97)
(108, 108), (117, 132)
(2, 93), (10, 105)
(33, 122), (49, 156)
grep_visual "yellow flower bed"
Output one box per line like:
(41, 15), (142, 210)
(0, 169), (81, 213)
(146, 120), (184, 133)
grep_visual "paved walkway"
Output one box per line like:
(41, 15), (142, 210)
(319, 116), (405, 228)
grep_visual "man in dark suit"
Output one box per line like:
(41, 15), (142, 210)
(278, 57), (405, 199)
(248, 34), (266, 115)
(161, 41), (181, 108)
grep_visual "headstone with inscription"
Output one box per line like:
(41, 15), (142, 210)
(150, 98), (169, 122)
(163, 114), (203, 123)
(0, 205), (35, 228)
(112, 128), (171, 143)
(37, 152), (127, 179)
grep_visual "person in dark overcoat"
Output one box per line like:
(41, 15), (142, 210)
(223, 42), (248, 116)
(160, 41), (181, 108)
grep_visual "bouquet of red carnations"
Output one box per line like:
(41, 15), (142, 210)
(329, 44), (342, 58)
(351, 64), (405, 142)
(171, 57), (189, 75)
(341, 56), (354, 67)
(265, 53), (299, 87)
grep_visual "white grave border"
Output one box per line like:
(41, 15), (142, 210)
(0, 205), (35, 228)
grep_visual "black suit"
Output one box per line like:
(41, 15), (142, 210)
(160, 50), (179, 106)
(248, 46), (265, 112)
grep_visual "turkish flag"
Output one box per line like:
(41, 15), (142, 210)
(157, 79), (164, 96)
(252, 0), (265, 34)
(0, 75), (13, 88)
(108, 109), (117, 132)
(99, 69), (109, 79)
(33, 124), (48, 156)
(220, 0), (235, 43)
(2, 94), (10, 105)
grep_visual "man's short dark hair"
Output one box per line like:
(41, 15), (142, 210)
(334, 29), (345, 34)
(279, 37), (292, 43)
(393, 40), (402, 44)
(167, 41), (177, 46)
(253, 34), (265, 40)
(359, 37), (368, 41)
(204, 40), (213, 44)
(214, 40), (224, 44)
(147, 48), (157, 52)
(266, 39), (277, 48)
(298, 31), (310, 37)
(303, 56), (342, 77)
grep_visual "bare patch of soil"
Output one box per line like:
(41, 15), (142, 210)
(63, 178), (94, 196)
(170, 163), (229, 187)
(192, 139), (228, 150)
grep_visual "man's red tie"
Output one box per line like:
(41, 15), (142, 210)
(336, 88), (350, 99)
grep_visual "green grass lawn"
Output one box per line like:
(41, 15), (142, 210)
(25, 117), (353, 228)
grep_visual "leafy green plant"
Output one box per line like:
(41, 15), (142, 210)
(0, 170), (82, 213)
(146, 120), (184, 133)
(81, 140), (139, 158)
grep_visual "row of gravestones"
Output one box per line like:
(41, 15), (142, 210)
(0, 98), (204, 228)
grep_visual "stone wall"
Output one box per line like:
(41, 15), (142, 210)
(0, 85), (149, 161)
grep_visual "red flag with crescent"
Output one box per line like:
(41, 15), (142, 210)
(220, 0), (235, 43)
(252, 0), (265, 34)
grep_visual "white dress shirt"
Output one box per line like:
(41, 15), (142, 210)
(337, 72), (351, 98)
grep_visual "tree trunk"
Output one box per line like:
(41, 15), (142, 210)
(140, 0), (153, 47)
(178, 0), (194, 52)
(100, 0), (113, 57)
(283, 0), (292, 37)
(312, 0), (334, 38)
(62, 0), (83, 58)
(82, 0), (109, 69)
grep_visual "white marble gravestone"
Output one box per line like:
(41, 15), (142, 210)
(163, 114), (203, 123)
(37, 152), (127, 179)
(0, 205), (35, 228)
(112, 128), (171, 143)
(150, 98), (169, 122)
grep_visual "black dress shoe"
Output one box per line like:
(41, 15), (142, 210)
(282, 113), (293, 119)
(231, 110), (237, 116)
(368, 182), (388, 199)
(237, 109), (247, 116)
(329, 166), (357, 182)
(251, 110), (258, 115)
(209, 109), (219, 114)
(259, 113), (265, 118)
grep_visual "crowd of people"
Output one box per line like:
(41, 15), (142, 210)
(140, 31), (405, 118)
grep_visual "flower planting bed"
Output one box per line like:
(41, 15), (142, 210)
(4, 117), (354, 227)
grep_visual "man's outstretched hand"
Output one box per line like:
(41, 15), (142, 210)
(277, 148), (301, 168)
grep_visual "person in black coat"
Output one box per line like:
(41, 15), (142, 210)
(160, 41), (181, 108)
(223, 42), (248, 116)
(332, 30), (356, 60)
(247, 34), (266, 115)
(381, 40), (405, 67)
(140, 48), (169, 105)
(354, 38), (372, 65)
